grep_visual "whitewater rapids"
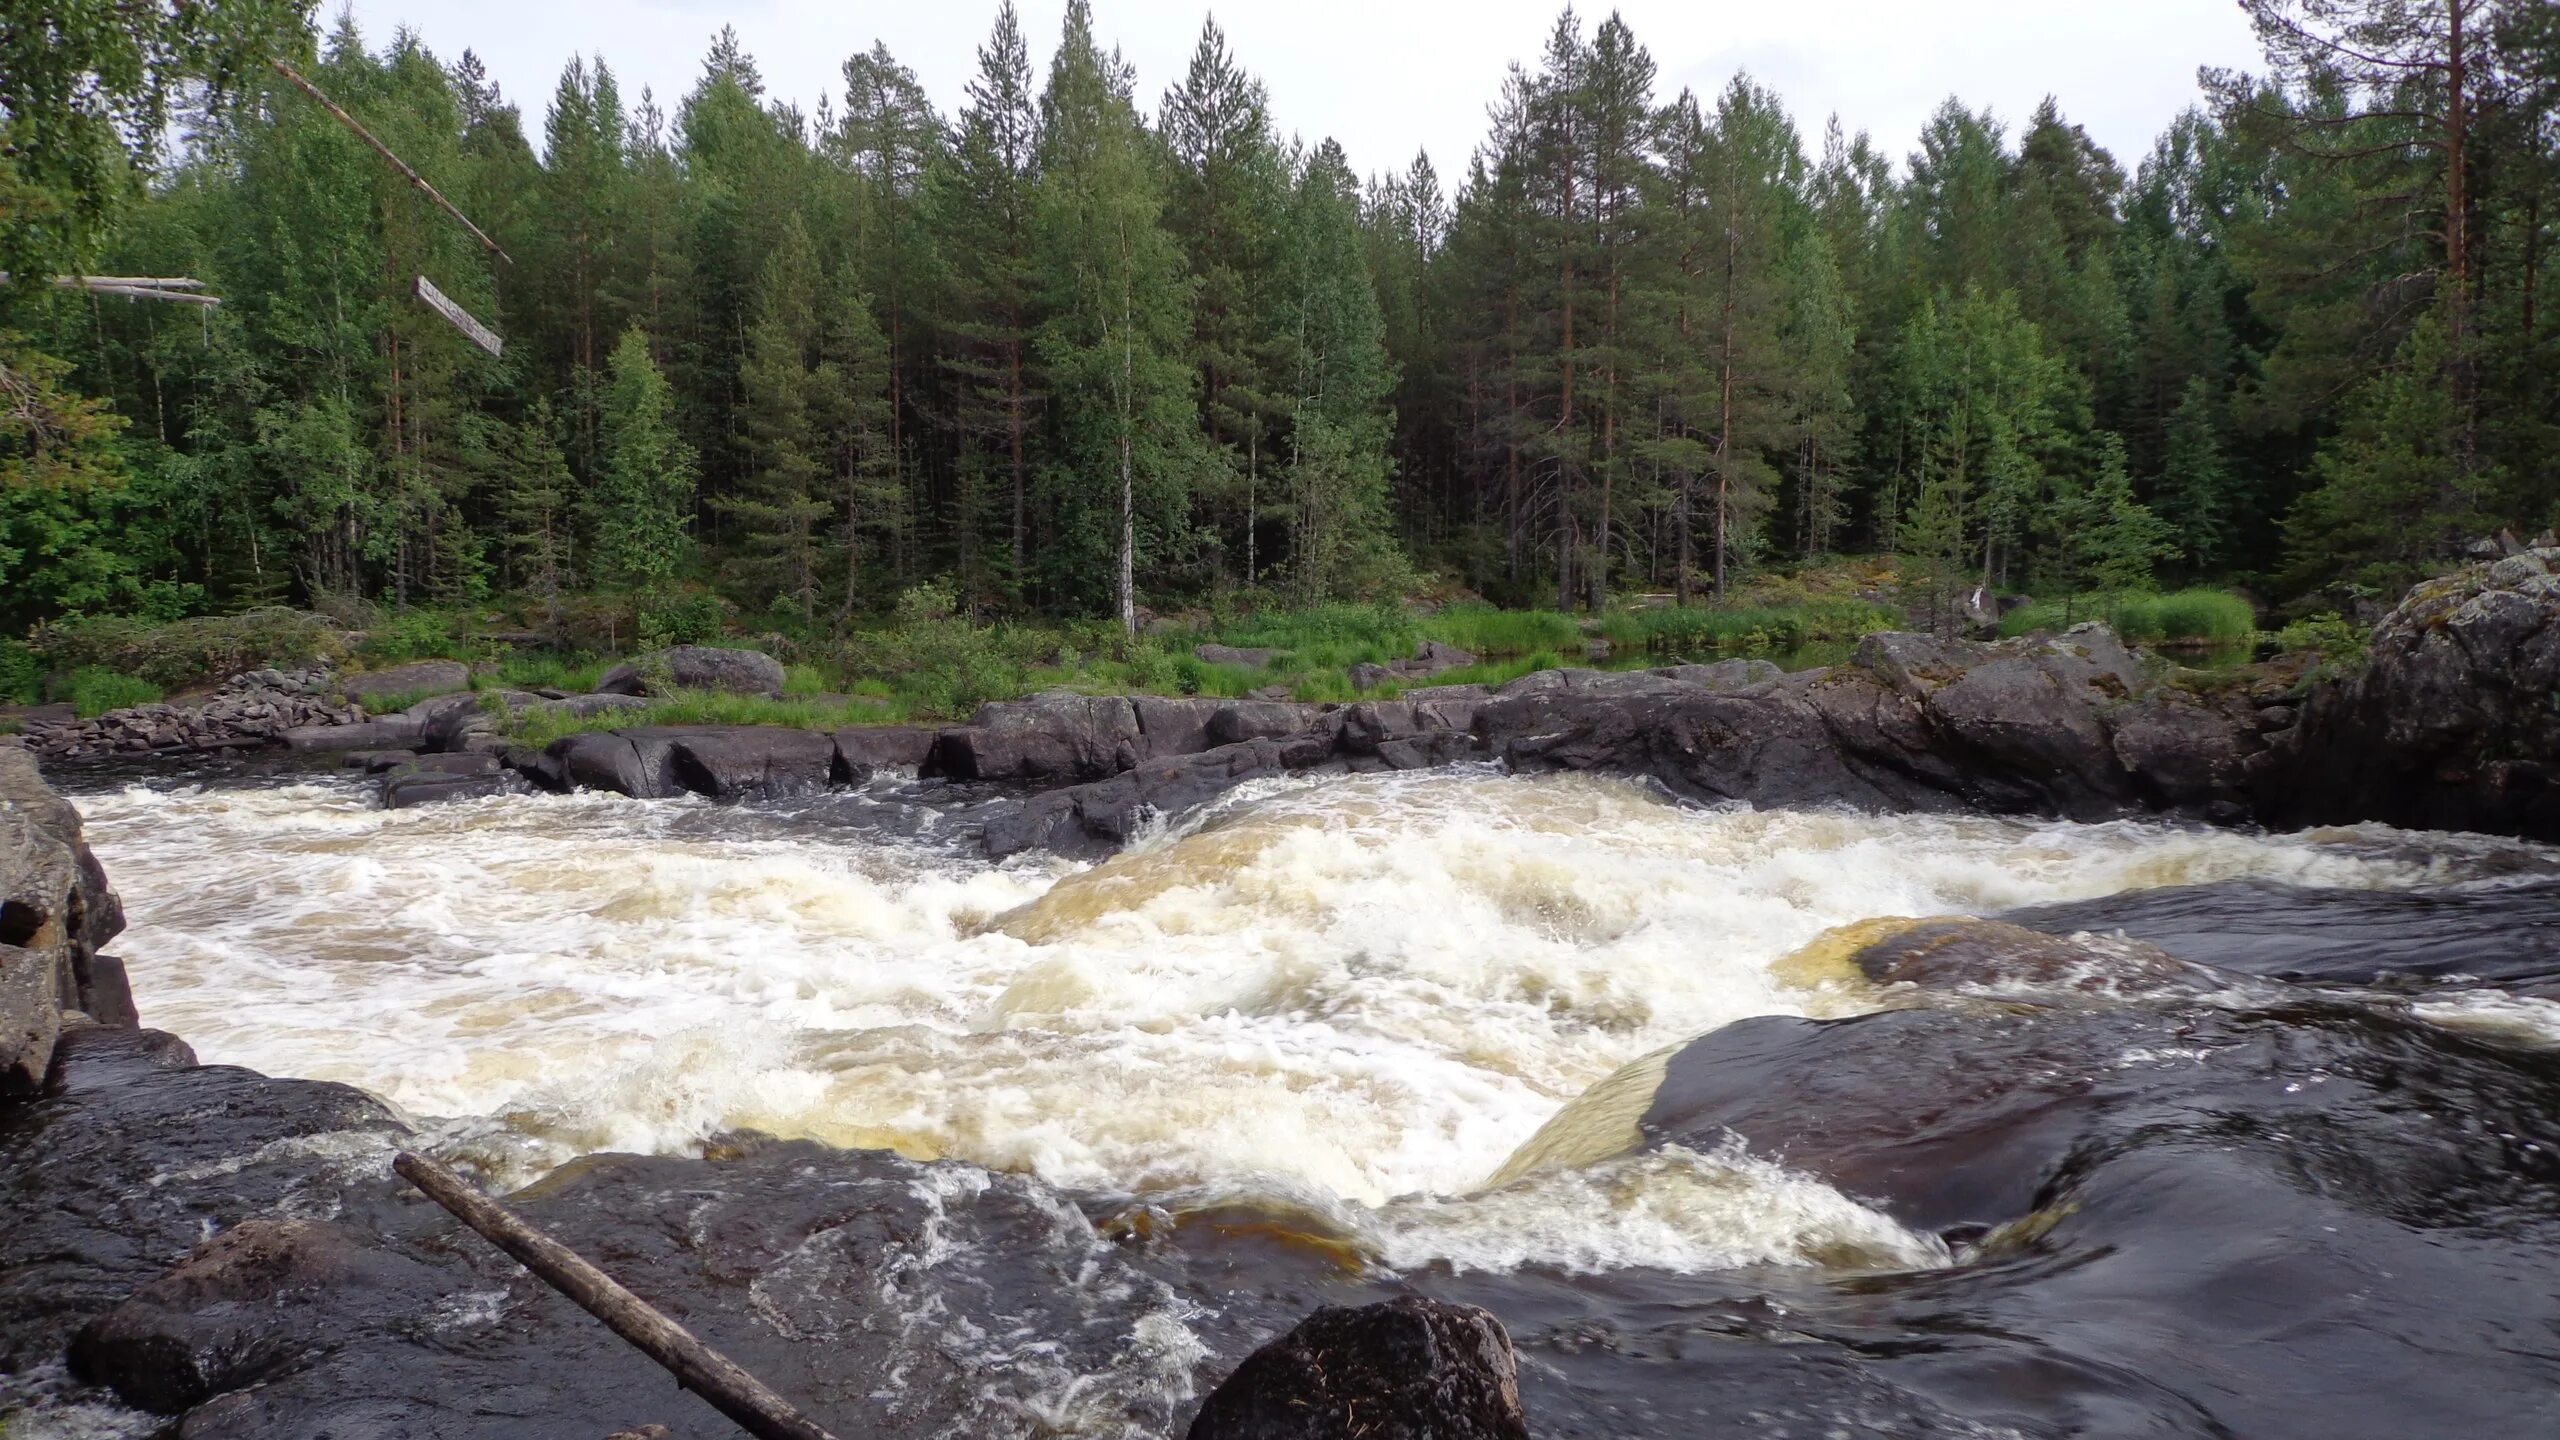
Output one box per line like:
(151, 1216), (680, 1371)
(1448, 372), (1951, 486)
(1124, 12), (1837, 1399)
(72, 767), (2559, 1279)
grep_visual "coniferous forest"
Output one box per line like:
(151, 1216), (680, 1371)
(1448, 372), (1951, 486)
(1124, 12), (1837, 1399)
(4, 0), (2558, 645)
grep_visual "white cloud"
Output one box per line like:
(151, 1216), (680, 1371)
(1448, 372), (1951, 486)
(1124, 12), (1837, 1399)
(338, 0), (2265, 175)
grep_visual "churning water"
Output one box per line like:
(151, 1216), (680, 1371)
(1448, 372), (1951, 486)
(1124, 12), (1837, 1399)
(73, 766), (2560, 1284)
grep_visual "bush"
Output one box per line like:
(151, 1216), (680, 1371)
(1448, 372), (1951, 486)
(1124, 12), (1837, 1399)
(65, 667), (162, 718)
(499, 689), (907, 748)
(636, 590), (729, 650)
(356, 607), (475, 665)
(34, 609), (340, 689)
(2269, 612), (2369, 684)
(0, 640), (36, 705)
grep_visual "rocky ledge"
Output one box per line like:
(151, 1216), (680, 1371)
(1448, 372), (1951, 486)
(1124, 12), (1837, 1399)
(0, 747), (136, 1094)
(284, 548), (2557, 857)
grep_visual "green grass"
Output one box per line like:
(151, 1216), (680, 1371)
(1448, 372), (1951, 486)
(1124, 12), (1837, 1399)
(65, 667), (163, 718)
(1999, 589), (2256, 644)
(484, 652), (610, 694)
(1598, 599), (1898, 654)
(497, 689), (908, 748)
(1418, 604), (1583, 655)
(781, 663), (830, 698)
(357, 686), (444, 715)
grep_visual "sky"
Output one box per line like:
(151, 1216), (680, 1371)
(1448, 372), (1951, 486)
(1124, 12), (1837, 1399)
(335, 0), (2267, 178)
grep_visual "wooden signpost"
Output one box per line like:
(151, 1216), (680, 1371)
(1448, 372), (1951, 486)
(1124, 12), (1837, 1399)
(415, 275), (504, 358)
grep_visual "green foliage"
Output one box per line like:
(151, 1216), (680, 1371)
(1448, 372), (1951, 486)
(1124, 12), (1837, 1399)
(894, 578), (960, 626)
(34, 608), (338, 688)
(484, 652), (607, 694)
(2268, 611), (2369, 683)
(635, 590), (727, 650)
(1419, 605), (1583, 655)
(1599, 600), (1898, 653)
(64, 666), (161, 717)
(355, 608), (474, 665)
(2000, 588), (2256, 643)
(0, 638), (38, 704)
(499, 689), (905, 747)
(593, 327), (698, 593)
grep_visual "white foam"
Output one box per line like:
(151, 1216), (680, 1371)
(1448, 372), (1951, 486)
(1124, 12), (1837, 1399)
(76, 770), (2553, 1275)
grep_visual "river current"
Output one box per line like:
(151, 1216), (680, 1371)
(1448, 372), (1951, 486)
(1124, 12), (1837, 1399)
(68, 764), (2560, 1297)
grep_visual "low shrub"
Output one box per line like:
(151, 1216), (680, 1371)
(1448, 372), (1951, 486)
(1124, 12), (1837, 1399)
(2268, 612), (2369, 684)
(636, 590), (729, 650)
(34, 608), (340, 689)
(485, 652), (609, 694)
(355, 608), (479, 666)
(0, 640), (36, 705)
(65, 667), (163, 718)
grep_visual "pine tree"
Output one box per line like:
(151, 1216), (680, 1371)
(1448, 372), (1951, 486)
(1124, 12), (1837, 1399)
(810, 264), (901, 616)
(2282, 311), (2492, 595)
(1279, 140), (1404, 602)
(1032, 0), (1200, 630)
(726, 217), (832, 619)
(495, 398), (573, 634)
(930, 1), (1045, 604)
(2072, 432), (2179, 595)
(594, 325), (698, 591)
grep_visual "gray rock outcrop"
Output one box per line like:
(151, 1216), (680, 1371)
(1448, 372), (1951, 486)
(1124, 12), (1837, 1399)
(595, 645), (786, 698)
(0, 748), (135, 1093)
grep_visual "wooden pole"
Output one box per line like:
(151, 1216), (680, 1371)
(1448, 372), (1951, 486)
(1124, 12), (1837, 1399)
(269, 60), (513, 264)
(393, 1152), (841, 1440)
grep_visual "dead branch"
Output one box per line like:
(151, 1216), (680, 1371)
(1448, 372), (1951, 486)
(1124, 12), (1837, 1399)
(268, 60), (512, 264)
(394, 1152), (839, 1440)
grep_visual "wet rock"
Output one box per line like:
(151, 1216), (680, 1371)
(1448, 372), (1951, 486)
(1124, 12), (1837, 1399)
(595, 645), (785, 698)
(1473, 629), (2262, 824)
(0, 1026), (406, 1382)
(0, 748), (130, 1091)
(546, 730), (679, 799)
(378, 757), (529, 810)
(1206, 701), (1323, 747)
(282, 716), (426, 753)
(982, 737), (1319, 858)
(1133, 696), (1229, 760)
(1186, 1298), (1528, 1440)
(664, 727), (838, 800)
(337, 660), (470, 706)
(831, 725), (940, 782)
(2264, 547), (2560, 839)
(930, 695), (1143, 783)
(69, 1219), (439, 1414)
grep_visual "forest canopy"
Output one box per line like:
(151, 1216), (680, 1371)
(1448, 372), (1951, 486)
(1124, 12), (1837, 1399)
(1, 0), (2554, 637)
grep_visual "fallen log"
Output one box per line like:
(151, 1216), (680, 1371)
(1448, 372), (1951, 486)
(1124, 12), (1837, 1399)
(394, 1151), (839, 1440)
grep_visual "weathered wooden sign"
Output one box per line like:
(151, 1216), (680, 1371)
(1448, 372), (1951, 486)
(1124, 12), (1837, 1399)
(415, 275), (504, 358)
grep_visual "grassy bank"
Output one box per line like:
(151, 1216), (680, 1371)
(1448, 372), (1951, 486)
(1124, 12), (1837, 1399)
(1999, 589), (2256, 644)
(1595, 599), (1898, 654)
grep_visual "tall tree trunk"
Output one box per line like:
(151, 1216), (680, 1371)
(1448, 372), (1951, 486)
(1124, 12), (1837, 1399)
(1118, 278), (1138, 638)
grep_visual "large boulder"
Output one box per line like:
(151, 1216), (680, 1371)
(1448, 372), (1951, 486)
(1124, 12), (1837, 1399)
(1186, 1298), (1529, 1440)
(831, 725), (939, 783)
(981, 733), (1335, 858)
(595, 645), (785, 698)
(280, 716), (425, 753)
(2263, 548), (2560, 838)
(663, 727), (838, 800)
(1472, 629), (2262, 823)
(928, 695), (1144, 783)
(336, 660), (470, 706)
(0, 747), (132, 1091)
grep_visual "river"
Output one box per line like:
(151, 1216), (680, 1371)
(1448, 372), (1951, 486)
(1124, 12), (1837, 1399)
(53, 762), (2560, 1437)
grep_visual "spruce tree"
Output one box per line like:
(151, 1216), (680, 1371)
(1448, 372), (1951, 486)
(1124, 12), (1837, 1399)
(594, 325), (698, 592)
(726, 217), (832, 619)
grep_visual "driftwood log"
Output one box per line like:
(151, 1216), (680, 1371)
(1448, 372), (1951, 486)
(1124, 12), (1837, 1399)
(394, 1151), (839, 1440)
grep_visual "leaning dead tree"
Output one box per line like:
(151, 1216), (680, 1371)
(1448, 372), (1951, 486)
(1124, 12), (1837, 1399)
(395, 1152), (842, 1440)
(0, 274), (219, 305)
(268, 59), (512, 264)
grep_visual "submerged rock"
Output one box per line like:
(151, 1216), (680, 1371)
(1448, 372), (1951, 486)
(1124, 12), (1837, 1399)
(1186, 1298), (1529, 1440)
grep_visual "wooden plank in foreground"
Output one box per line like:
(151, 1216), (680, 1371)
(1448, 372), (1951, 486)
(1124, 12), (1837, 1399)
(394, 1150), (841, 1440)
